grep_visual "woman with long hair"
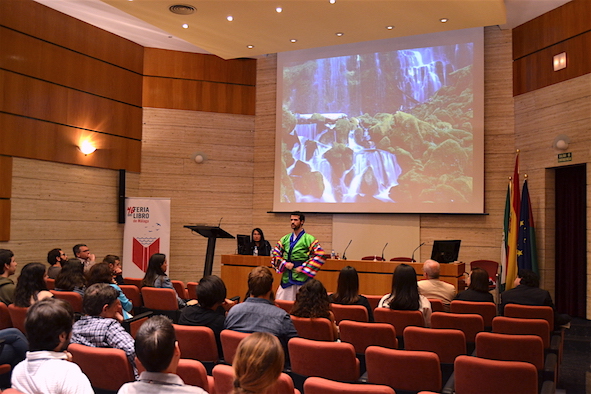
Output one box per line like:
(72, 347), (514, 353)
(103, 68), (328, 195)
(290, 279), (339, 340)
(87, 262), (133, 319)
(378, 264), (432, 327)
(249, 228), (272, 256)
(233, 332), (284, 394)
(13, 262), (53, 307)
(54, 258), (86, 296)
(455, 267), (494, 303)
(141, 253), (191, 308)
(329, 265), (374, 322)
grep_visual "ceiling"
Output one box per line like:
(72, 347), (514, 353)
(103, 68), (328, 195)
(34, 0), (570, 60)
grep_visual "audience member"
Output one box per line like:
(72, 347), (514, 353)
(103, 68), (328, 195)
(0, 328), (28, 388)
(47, 248), (67, 279)
(73, 244), (96, 274)
(103, 255), (124, 285)
(117, 315), (207, 394)
(54, 258), (86, 296)
(225, 266), (297, 349)
(248, 228), (272, 256)
(13, 262), (53, 308)
(179, 275), (235, 357)
(454, 268), (494, 302)
(291, 279), (338, 340)
(500, 269), (571, 328)
(0, 249), (17, 305)
(417, 259), (456, 311)
(232, 332), (284, 394)
(378, 264), (432, 327)
(329, 265), (374, 322)
(87, 263), (133, 319)
(142, 253), (195, 308)
(71, 283), (137, 378)
(11, 298), (93, 394)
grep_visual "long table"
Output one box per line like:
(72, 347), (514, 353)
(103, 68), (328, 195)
(221, 255), (465, 300)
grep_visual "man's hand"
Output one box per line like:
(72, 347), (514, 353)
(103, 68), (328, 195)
(186, 299), (198, 306)
(222, 298), (236, 311)
(294, 266), (303, 273)
(285, 262), (294, 270)
(89, 253), (96, 263)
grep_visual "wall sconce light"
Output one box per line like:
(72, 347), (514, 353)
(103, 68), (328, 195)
(553, 52), (567, 71)
(78, 140), (97, 155)
(191, 152), (207, 164)
(553, 134), (570, 150)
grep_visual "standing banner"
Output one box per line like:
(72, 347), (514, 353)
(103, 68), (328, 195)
(122, 197), (171, 279)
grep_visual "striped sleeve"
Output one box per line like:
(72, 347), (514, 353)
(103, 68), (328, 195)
(301, 239), (325, 278)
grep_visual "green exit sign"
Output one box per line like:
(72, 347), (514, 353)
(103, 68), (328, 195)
(558, 152), (572, 163)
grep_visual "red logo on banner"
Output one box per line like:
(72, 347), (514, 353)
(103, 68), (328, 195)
(132, 238), (160, 272)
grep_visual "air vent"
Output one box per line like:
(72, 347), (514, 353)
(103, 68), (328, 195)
(169, 4), (195, 15)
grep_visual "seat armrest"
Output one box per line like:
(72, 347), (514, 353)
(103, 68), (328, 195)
(540, 380), (555, 394)
(543, 352), (558, 383)
(441, 371), (455, 394)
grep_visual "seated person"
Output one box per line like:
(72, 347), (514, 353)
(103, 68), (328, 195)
(117, 315), (207, 394)
(178, 275), (235, 358)
(0, 328), (28, 389)
(0, 249), (17, 305)
(11, 298), (93, 394)
(329, 266), (374, 322)
(141, 253), (196, 308)
(46, 248), (67, 280)
(103, 255), (124, 286)
(291, 279), (339, 340)
(378, 264), (432, 327)
(233, 332), (284, 394)
(248, 228), (272, 256)
(71, 283), (137, 378)
(13, 262), (53, 308)
(54, 258), (86, 297)
(455, 268), (494, 303)
(87, 263), (133, 320)
(417, 259), (456, 312)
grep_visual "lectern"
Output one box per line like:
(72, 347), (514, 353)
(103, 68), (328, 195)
(184, 225), (235, 277)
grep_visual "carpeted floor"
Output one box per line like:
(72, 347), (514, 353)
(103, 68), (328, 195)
(558, 318), (591, 393)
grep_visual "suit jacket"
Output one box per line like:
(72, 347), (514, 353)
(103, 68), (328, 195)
(499, 284), (553, 315)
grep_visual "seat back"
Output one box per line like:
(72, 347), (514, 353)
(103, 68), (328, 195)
(7, 304), (28, 334)
(373, 308), (425, 336)
(50, 290), (83, 313)
(361, 256), (385, 261)
(171, 280), (188, 300)
(69, 343), (134, 391)
(0, 302), (13, 330)
(121, 311), (152, 338)
(366, 346), (441, 392)
(290, 316), (335, 341)
(362, 295), (382, 311)
(45, 278), (55, 290)
(220, 330), (251, 365)
(288, 337), (360, 382)
(450, 300), (497, 328)
(431, 312), (484, 343)
(119, 284), (142, 311)
(469, 260), (499, 289)
(475, 332), (545, 370)
(339, 320), (397, 354)
(304, 376), (395, 394)
(213, 364), (298, 394)
(492, 316), (550, 348)
(176, 359), (212, 393)
(174, 324), (219, 362)
(428, 298), (445, 312)
(331, 304), (368, 324)
(123, 277), (143, 288)
(141, 287), (178, 310)
(186, 282), (199, 300)
(275, 299), (295, 314)
(454, 355), (538, 394)
(404, 326), (466, 364)
(504, 304), (554, 330)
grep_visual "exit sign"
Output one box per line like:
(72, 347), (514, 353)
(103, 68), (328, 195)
(558, 152), (572, 163)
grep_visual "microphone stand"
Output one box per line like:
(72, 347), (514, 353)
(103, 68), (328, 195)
(342, 240), (352, 260)
(411, 242), (426, 262)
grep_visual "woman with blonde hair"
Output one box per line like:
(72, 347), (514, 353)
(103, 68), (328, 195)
(233, 332), (284, 394)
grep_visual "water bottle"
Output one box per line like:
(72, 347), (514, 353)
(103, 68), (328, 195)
(253, 246), (258, 256)
(331, 249), (335, 259)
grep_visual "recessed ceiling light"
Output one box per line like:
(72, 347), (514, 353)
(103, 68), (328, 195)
(290, 39), (297, 43)
(386, 26), (394, 30)
(440, 18), (449, 23)
(247, 45), (254, 49)
(182, 23), (189, 29)
(227, 15), (233, 21)
(329, 0), (336, 3)
(276, 7), (282, 13)
(336, 32), (344, 37)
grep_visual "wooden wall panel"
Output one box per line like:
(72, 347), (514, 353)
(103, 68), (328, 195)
(0, 27), (142, 106)
(0, 0), (144, 74)
(0, 113), (141, 172)
(513, 0), (591, 60)
(0, 200), (10, 242)
(513, 31), (591, 96)
(0, 156), (12, 199)
(144, 49), (256, 86)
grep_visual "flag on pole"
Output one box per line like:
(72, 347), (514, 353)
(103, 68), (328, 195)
(517, 178), (538, 273)
(500, 182), (510, 286)
(505, 153), (520, 290)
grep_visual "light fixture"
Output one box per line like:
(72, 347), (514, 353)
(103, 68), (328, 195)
(440, 18), (449, 23)
(79, 140), (96, 155)
(329, 0), (336, 3)
(290, 39), (297, 43)
(182, 23), (189, 29)
(276, 7), (282, 13)
(247, 45), (254, 49)
(553, 135), (570, 150)
(553, 52), (567, 71)
(336, 32), (344, 37)
(227, 15), (233, 21)
(386, 25), (394, 30)
(191, 152), (207, 164)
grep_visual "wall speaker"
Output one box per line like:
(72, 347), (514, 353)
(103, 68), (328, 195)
(118, 169), (126, 224)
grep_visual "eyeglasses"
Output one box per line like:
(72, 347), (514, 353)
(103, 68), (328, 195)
(80, 249), (90, 253)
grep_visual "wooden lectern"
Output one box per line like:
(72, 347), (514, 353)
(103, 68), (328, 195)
(184, 225), (235, 277)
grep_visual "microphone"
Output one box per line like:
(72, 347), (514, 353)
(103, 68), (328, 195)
(218, 217), (223, 227)
(342, 240), (352, 260)
(411, 242), (426, 262)
(381, 242), (388, 261)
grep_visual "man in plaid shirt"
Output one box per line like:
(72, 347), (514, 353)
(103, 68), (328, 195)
(71, 283), (137, 378)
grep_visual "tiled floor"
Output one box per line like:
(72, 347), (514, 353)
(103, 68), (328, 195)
(558, 318), (591, 393)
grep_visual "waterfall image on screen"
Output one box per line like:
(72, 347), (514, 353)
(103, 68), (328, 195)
(275, 29), (484, 214)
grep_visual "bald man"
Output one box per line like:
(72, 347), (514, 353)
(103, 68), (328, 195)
(417, 259), (456, 312)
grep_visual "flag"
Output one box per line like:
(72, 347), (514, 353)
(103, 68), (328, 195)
(505, 154), (520, 290)
(517, 179), (538, 273)
(500, 183), (510, 286)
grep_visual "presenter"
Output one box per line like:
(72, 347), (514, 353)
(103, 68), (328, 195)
(271, 212), (325, 301)
(249, 228), (272, 256)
